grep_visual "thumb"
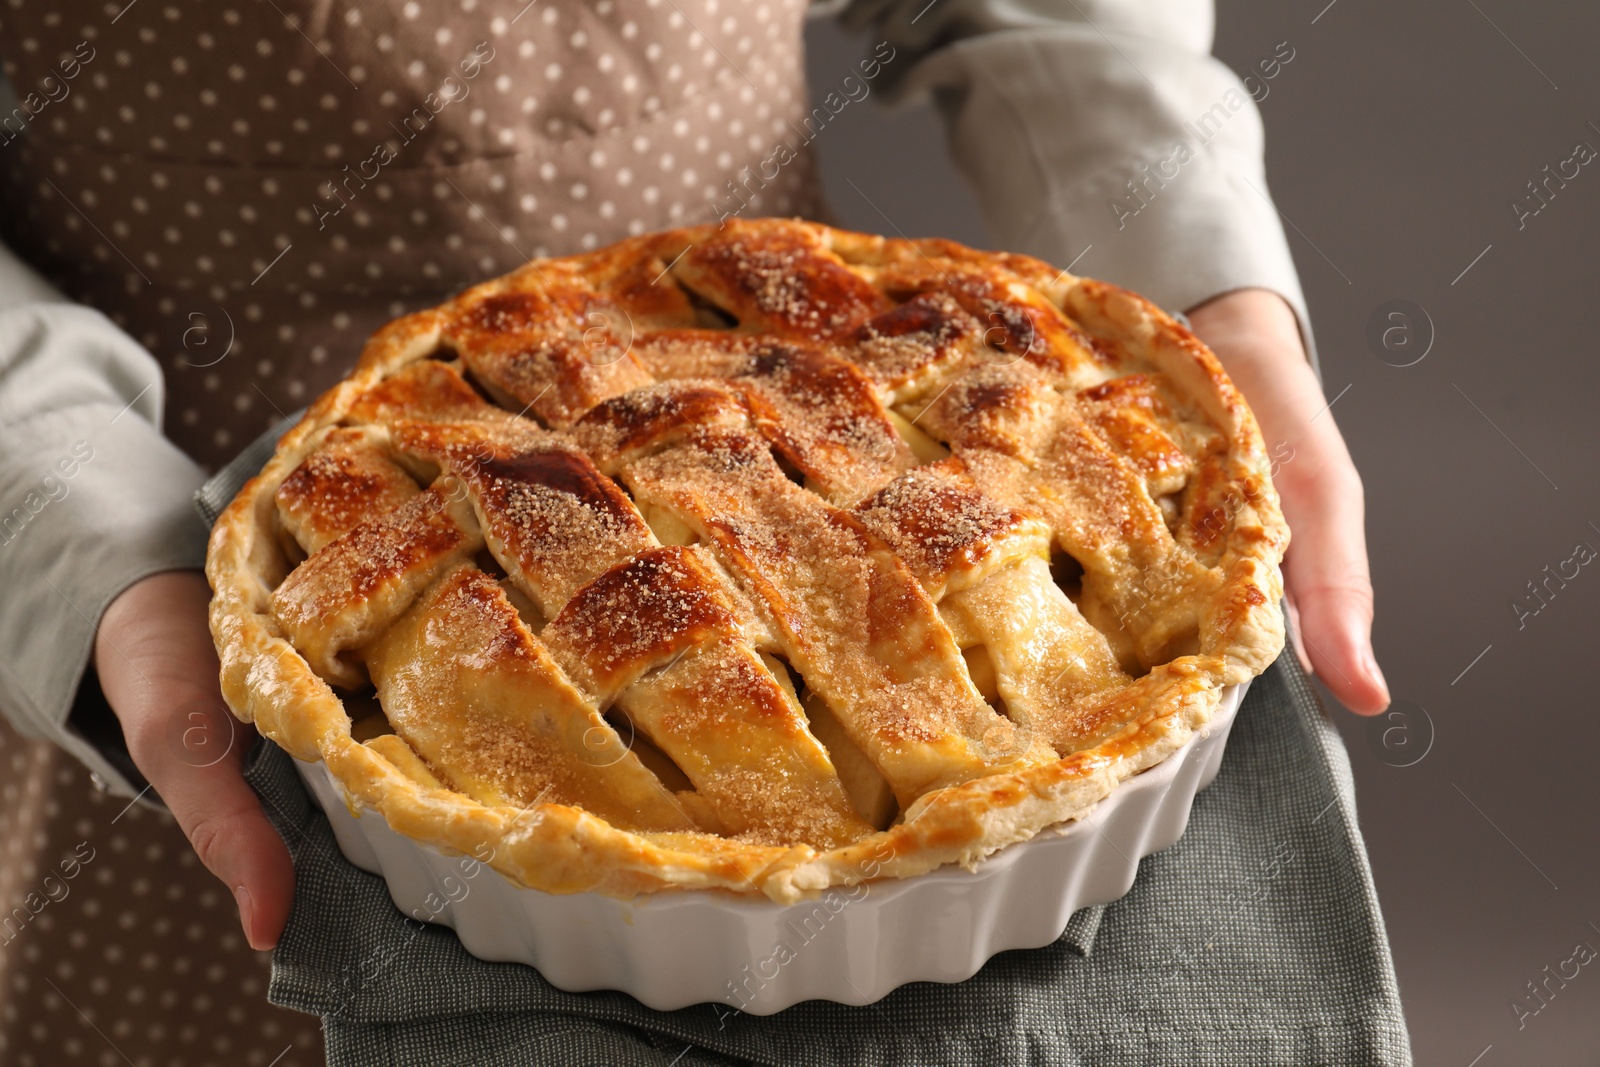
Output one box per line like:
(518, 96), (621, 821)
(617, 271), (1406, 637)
(98, 570), (296, 951)
(162, 726), (297, 952)
(1274, 462), (1390, 715)
(1283, 541), (1390, 715)
(134, 702), (297, 951)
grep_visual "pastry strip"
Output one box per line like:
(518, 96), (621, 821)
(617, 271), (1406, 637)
(365, 565), (696, 832)
(270, 483), (484, 687)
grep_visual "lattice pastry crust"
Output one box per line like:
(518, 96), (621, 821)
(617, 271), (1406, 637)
(206, 219), (1287, 903)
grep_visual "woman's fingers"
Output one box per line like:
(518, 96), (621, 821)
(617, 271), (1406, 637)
(1294, 578), (1390, 714)
(95, 570), (295, 950)
(1275, 463), (1391, 715)
(1186, 289), (1390, 716)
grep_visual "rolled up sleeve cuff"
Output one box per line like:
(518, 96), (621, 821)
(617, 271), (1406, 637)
(0, 309), (209, 797)
(891, 26), (1319, 369)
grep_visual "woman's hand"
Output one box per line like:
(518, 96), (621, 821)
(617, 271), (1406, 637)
(94, 570), (294, 949)
(1186, 288), (1390, 715)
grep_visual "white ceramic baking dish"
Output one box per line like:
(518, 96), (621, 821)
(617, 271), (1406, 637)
(293, 681), (1247, 1014)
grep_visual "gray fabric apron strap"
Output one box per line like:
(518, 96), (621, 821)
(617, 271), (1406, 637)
(237, 650), (1412, 1066)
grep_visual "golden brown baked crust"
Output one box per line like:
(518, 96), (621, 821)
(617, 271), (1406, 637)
(205, 219), (1287, 902)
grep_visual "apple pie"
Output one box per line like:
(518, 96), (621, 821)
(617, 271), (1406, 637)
(206, 218), (1287, 902)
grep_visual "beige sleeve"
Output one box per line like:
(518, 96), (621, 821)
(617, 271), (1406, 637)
(0, 239), (209, 798)
(830, 0), (1318, 367)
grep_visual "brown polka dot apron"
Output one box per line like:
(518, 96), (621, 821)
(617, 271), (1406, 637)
(1, 0), (822, 468)
(0, 0), (823, 1062)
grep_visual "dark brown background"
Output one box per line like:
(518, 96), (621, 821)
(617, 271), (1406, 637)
(806, 3), (1600, 1063)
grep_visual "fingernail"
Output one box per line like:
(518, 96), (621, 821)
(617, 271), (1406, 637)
(1289, 631), (1312, 675)
(234, 885), (267, 951)
(1365, 650), (1391, 702)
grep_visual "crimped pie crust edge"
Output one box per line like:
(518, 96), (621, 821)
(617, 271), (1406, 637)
(205, 222), (1287, 904)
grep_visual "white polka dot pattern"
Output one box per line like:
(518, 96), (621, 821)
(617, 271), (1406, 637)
(0, 715), (324, 1065)
(0, 0), (820, 468)
(0, 0), (824, 1059)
